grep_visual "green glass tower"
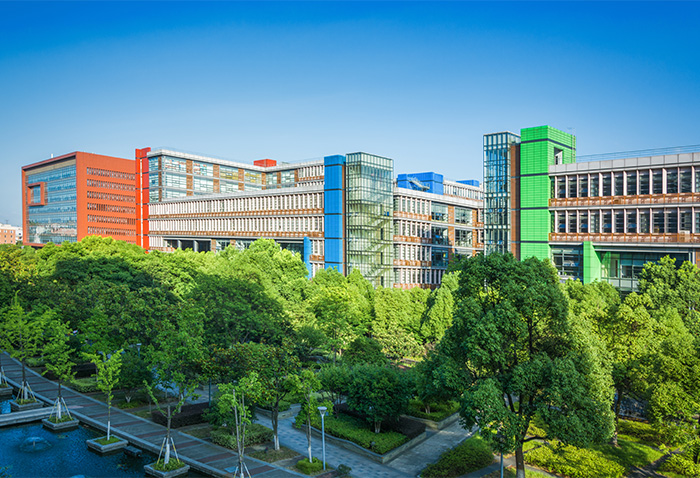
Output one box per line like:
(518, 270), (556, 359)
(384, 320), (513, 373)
(519, 126), (576, 260)
(345, 152), (394, 287)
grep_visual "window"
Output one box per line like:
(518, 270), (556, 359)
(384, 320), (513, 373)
(667, 170), (678, 194)
(614, 173), (624, 196)
(626, 172), (637, 196)
(590, 175), (600, 197)
(615, 210), (625, 233)
(590, 211), (600, 234)
(667, 209), (678, 234)
(431, 226), (448, 245)
(557, 177), (566, 198)
(602, 174), (612, 197)
(568, 177), (577, 198)
(680, 209), (692, 232)
(652, 170), (663, 194)
(681, 169), (692, 193)
(580, 211), (588, 232)
(653, 210), (664, 233)
(627, 211), (637, 233)
(603, 211), (612, 233)
(639, 171), (650, 195)
(431, 203), (448, 222)
(579, 176), (588, 197)
(568, 212), (577, 233)
(640, 210), (650, 234)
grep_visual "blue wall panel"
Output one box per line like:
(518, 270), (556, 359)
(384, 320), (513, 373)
(324, 155), (345, 274)
(303, 236), (312, 278)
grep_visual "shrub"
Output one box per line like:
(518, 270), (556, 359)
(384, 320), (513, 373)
(421, 436), (494, 478)
(344, 337), (388, 366)
(406, 399), (459, 422)
(296, 457), (323, 475)
(49, 415), (75, 424)
(660, 453), (700, 477)
(294, 407), (410, 454)
(525, 444), (626, 478)
(336, 403), (425, 439)
(70, 377), (98, 393)
(26, 357), (46, 368)
(152, 459), (186, 472)
(211, 423), (273, 448)
(617, 419), (678, 447)
(336, 464), (352, 477)
(152, 402), (209, 428)
(96, 436), (122, 445)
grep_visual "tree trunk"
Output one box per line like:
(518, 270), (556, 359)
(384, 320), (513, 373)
(107, 397), (112, 440)
(272, 407), (280, 451)
(610, 390), (621, 447)
(374, 420), (381, 434)
(306, 416), (312, 462)
(21, 360), (28, 401)
(165, 403), (172, 464)
(56, 380), (63, 420)
(515, 446), (526, 478)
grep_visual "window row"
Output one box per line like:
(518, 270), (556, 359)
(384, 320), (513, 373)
(553, 167), (700, 199)
(297, 165), (323, 179)
(444, 182), (483, 200)
(26, 165), (76, 184)
(87, 215), (136, 226)
(151, 192), (324, 216)
(86, 203), (135, 214)
(553, 208), (700, 234)
(87, 179), (135, 192)
(87, 168), (135, 181)
(86, 191), (135, 202)
(151, 215), (323, 234)
(394, 268), (446, 285)
(86, 227), (133, 237)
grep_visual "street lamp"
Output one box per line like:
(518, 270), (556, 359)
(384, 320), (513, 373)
(318, 406), (327, 470)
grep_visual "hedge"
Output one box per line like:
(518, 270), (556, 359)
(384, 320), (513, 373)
(152, 402), (209, 428)
(421, 436), (493, 478)
(526, 444), (626, 478)
(335, 403), (425, 439)
(296, 457), (324, 475)
(70, 377), (99, 393)
(211, 423), (273, 448)
(295, 409), (409, 454)
(659, 453), (700, 477)
(617, 419), (678, 447)
(406, 399), (459, 422)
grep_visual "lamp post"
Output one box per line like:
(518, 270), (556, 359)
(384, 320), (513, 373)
(318, 406), (327, 470)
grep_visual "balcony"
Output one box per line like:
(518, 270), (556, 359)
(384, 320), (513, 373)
(548, 232), (700, 244)
(549, 192), (700, 208)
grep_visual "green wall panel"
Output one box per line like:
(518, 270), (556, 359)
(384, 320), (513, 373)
(583, 241), (602, 284)
(521, 242), (551, 261)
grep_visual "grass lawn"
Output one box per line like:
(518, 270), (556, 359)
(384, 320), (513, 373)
(421, 436), (494, 478)
(181, 424), (212, 440)
(482, 466), (553, 478)
(525, 438), (663, 478)
(298, 410), (409, 454)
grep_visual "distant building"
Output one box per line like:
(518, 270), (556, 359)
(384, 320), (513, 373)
(484, 125), (700, 291)
(22, 152), (138, 247)
(0, 224), (19, 244)
(144, 148), (484, 288)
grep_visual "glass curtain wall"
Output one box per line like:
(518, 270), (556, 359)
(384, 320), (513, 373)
(483, 132), (520, 254)
(345, 152), (393, 287)
(26, 161), (78, 244)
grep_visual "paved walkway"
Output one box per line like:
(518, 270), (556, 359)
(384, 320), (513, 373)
(255, 406), (474, 478)
(1, 353), (304, 478)
(2, 352), (475, 478)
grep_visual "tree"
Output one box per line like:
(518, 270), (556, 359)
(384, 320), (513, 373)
(292, 369), (322, 463)
(0, 295), (45, 402)
(436, 253), (615, 478)
(145, 312), (203, 467)
(217, 373), (265, 478)
(421, 271), (459, 344)
(43, 315), (76, 422)
(373, 287), (425, 359)
(344, 336), (387, 366)
(346, 364), (414, 433)
(118, 348), (151, 404)
(87, 349), (123, 441)
(318, 364), (353, 410)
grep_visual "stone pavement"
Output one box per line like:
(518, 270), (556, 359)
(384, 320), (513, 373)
(1, 353), (305, 478)
(256, 406), (474, 478)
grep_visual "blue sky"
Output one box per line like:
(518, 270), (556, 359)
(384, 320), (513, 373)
(2, 1), (699, 226)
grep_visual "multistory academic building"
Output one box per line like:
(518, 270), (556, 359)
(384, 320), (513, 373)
(21, 147), (484, 289)
(484, 125), (700, 291)
(144, 149), (484, 288)
(22, 152), (137, 247)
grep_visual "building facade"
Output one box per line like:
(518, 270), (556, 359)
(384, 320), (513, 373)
(487, 125), (700, 291)
(0, 224), (20, 245)
(145, 148), (484, 288)
(22, 152), (137, 247)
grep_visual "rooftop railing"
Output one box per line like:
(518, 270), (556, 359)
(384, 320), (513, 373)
(577, 145), (700, 162)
